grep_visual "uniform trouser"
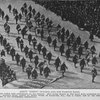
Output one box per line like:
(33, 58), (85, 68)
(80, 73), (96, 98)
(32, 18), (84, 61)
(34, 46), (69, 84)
(16, 20), (18, 24)
(44, 73), (49, 78)
(61, 52), (63, 56)
(74, 63), (77, 68)
(22, 35), (24, 39)
(40, 69), (43, 75)
(62, 71), (65, 77)
(55, 65), (59, 71)
(81, 66), (84, 72)
(25, 53), (28, 57)
(29, 41), (31, 45)
(16, 60), (19, 65)
(35, 63), (38, 68)
(39, 51), (41, 54)
(22, 66), (25, 72)
(27, 73), (31, 79)
(79, 55), (81, 58)
(54, 46), (56, 51)
(21, 47), (23, 51)
(29, 58), (32, 62)
(48, 60), (51, 64)
(17, 43), (19, 48)
(18, 30), (20, 34)
(92, 75), (96, 82)
(43, 54), (46, 58)
(12, 55), (14, 60)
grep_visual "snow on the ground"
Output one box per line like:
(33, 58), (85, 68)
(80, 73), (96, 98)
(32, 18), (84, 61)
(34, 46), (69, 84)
(0, 0), (100, 89)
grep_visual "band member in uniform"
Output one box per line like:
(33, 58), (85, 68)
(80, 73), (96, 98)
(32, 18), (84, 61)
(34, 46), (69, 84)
(15, 53), (20, 65)
(26, 65), (32, 79)
(18, 13), (22, 21)
(73, 54), (78, 68)
(5, 14), (9, 23)
(34, 55), (39, 69)
(7, 4), (12, 12)
(42, 46), (47, 59)
(54, 56), (61, 71)
(59, 44), (64, 56)
(78, 46), (83, 58)
(20, 57), (26, 72)
(31, 68), (38, 79)
(46, 51), (52, 64)
(24, 45), (29, 57)
(28, 49), (33, 62)
(32, 37), (37, 49)
(10, 47), (15, 61)
(16, 36), (21, 48)
(84, 41), (89, 50)
(80, 58), (86, 72)
(65, 48), (71, 60)
(28, 33), (32, 45)
(92, 56), (98, 66)
(60, 62), (68, 77)
(52, 38), (57, 51)
(91, 68), (97, 82)
(47, 35), (52, 46)
(1, 49), (5, 57)
(37, 43), (42, 54)
(43, 64), (51, 78)
(38, 60), (46, 75)
(16, 24), (21, 34)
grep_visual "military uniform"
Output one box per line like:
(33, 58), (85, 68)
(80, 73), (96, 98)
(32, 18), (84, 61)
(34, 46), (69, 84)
(91, 68), (97, 82)
(10, 48), (15, 61)
(24, 45), (29, 57)
(54, 57), (61, 71)
(31, 69), (38, 79)
(46, 52), (52, 64)
(52, 38), (57, 51)
(34, 55), (39, 68)
(59, 44), (64, 56)
(47, 35), (52, 46)
(28, 34), (32, 45)
(16, 24), (21, 34)
(80, 58), (86, 72)
(7, 4), (12, 12)
(5, 14), (9, 23)
(37, 43), (42, 54)
(60, 62), (68, 77)
(1, 49), (5, 57)
(73, 55), (78, 68)
(65, 48), (71, 60)
(43, 65), (51, 78)
(26, 66), (32, 79)
(20, 57), (26, 72)
(20, 39), (24, 52)
(28, 50), (33, 62)
(15, 53), (20, 65)
(32, 37), (37, 49)
(42, 46), (47, 58)
(18, 13), (22, 21)
(16, 36), (21, 48)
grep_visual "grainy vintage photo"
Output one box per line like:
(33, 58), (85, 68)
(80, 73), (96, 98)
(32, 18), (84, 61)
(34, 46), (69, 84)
(0, 0), (100, 89)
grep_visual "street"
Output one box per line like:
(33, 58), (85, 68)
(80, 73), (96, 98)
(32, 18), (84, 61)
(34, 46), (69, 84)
(0, 0), (100, 89)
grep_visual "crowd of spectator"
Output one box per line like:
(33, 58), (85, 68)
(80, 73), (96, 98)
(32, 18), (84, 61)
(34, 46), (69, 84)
(0, 58), (16, 86)
(33, 0), (100, 38)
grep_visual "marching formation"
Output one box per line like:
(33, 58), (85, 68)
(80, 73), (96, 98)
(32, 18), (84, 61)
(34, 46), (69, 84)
(0, 1), (99, 87)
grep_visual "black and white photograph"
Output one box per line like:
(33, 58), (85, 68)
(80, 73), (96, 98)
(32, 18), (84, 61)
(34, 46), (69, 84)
(0, 0), (100, 90)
